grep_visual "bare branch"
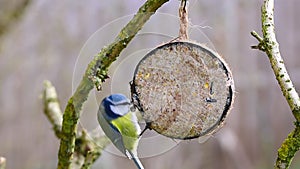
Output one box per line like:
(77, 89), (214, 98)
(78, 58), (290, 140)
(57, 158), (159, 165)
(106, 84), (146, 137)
(251, 0), (300, 168)
(252, 0), (300, 121)
(43, 80), (63, 138)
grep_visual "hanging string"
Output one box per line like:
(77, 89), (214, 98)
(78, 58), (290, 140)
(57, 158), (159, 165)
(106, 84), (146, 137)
(178, 0), (189, 40)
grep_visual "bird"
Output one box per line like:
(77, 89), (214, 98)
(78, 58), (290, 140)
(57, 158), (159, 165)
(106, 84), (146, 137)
(97, 94), (144, 169)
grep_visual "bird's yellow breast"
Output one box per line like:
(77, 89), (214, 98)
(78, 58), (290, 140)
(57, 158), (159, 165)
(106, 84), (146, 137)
(111, 112), (139, 151)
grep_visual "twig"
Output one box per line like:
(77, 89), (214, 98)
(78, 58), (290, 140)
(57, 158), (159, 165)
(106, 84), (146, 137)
(251, 0), (300, 168)
(79, 130), (110, 169)
(43, 80), (63, 138)
(56, 0), (170, 168)
(0, 157), (6, 169)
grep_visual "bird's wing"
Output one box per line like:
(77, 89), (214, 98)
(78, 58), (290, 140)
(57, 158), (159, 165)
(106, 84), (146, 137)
(100, 110), (144, 169)
(97, 110), (127, 155)
(110, 111), (140, 155)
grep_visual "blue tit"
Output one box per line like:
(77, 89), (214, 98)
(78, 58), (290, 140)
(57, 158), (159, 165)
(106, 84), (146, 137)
(98, 94), (144, 169)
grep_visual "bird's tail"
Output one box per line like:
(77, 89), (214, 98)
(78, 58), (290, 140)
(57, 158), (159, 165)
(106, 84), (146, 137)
(127, 151), (144, 169)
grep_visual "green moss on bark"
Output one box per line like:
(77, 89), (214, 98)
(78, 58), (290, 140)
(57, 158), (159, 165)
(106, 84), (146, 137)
(275, 122), (300, 169)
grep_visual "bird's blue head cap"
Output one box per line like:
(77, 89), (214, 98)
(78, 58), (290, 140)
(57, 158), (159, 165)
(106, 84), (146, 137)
(101, 94), (131, 119)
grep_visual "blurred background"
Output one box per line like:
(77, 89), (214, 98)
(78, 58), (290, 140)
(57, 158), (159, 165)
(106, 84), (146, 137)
(1, 0), (300, 169)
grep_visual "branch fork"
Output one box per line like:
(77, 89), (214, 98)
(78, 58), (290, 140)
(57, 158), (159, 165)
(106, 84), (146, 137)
(251, 0), (300, 168)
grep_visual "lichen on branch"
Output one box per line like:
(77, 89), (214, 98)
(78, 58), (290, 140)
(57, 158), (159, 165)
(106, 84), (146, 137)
(251, 0), (300, 168)
(275, 122), (300, 169)
(43, 80), (63, 138)
(251, 0), (300, 122)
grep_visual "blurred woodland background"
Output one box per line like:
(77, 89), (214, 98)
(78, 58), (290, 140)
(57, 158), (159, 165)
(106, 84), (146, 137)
(1, 0), (300, 169)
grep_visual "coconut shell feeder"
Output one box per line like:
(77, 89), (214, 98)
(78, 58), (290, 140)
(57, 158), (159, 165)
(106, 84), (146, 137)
(131, 0), (235, 139)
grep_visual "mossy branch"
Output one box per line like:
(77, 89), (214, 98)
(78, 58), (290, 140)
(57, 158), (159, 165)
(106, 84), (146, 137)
(43, 80), (110, 168)
(275, 122), (300, 169)
(54, 0), (169, 169)
(0, 157), (6, 169)
(251, 0), (300, 168)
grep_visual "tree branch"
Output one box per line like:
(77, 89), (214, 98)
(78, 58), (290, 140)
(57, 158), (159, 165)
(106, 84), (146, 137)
(251, 0), (300, 121)
(43, 81), (110, 168)
(78, 130), (110, 169)
(43, 80), (63, 138)
(275, 122), (300, 169)
(56, 0), (170, 168)
(251, 0), (300, 168)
